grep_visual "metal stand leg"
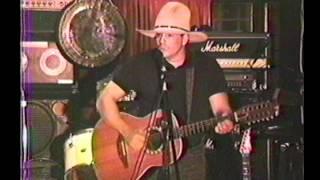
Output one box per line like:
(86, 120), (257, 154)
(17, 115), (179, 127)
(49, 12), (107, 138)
(21, 88), (29, 179)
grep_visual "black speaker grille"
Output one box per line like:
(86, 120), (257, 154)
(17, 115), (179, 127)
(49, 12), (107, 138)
(26, 101), (56, 156)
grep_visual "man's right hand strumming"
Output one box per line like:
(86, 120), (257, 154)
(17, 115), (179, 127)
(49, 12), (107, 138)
(123, 129), (146, 150)
(98, 81), (146, 151)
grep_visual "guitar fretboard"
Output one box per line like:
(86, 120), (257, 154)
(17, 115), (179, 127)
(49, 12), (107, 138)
(242, 154), (251, 180)
(172, 117), (224, 138)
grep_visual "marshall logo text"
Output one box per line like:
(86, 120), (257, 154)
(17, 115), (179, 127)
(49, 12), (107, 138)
(200, 40), (240, 53)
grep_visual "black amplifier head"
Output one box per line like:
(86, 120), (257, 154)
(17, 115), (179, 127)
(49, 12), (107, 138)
(190, 32), (270, 59)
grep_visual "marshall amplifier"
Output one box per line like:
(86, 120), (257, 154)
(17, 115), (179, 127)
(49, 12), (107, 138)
(21, 41), (78, 99)
(22, 41), (74, 84)
(21, 0), (74, 11)
(21, 10), (62, 41)
(21, 4), (78, 97)
(21, 0), (74, 40)
(224, 70), (267, 93)
(190, 32), (271, 92)
(192, 32), (270, 62)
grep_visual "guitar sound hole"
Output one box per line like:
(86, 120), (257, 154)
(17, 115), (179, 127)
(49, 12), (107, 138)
(147, 130), (163, 152)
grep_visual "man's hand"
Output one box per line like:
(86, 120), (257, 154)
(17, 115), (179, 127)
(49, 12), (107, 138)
(215, 119), (234, 134)
(209, 92), (234, 134)
(124, 129), (146, 150)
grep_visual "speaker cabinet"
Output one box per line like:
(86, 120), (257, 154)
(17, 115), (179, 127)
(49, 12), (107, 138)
(250, 137), (275, 180)
(249, 136), (303, 180)
(25, 99), (69, 157)
(22, 41), (74, 85)
(23, 99), (70, 179)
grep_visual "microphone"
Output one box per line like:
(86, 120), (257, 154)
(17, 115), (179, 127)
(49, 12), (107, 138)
(160, 55), (168, 91)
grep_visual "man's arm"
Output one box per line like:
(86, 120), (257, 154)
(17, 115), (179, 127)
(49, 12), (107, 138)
(96, 80), (145, 150)
(209, 92), (234, 134)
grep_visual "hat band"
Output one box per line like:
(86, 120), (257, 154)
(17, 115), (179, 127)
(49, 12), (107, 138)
(154, 25), (189, 32)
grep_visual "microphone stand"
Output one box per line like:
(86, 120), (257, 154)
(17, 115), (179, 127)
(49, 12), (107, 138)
(160, 61), (180, 180)
(20, 63), (29, 179)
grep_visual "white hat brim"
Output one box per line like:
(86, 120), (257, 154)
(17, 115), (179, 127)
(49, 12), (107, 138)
(136, 28), (208, 43)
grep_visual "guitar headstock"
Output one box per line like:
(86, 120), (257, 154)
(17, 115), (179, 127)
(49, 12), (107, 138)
(239, 128), (252, 154)
(235, 101), (280, 126)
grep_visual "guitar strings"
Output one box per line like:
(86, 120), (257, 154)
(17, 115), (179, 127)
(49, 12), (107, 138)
(130, 92), (165, 180)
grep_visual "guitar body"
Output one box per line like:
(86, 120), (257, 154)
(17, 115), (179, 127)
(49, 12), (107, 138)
(92, 101), (279, 179)
(92, 110), (183, 180)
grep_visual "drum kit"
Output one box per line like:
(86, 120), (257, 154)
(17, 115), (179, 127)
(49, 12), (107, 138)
(64, 128), (97, 180)
(22, 123), (98, 179)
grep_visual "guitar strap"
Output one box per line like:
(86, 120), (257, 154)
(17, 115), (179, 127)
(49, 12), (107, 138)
(186, 67), (194, 123)
(164, 66), (206, 180)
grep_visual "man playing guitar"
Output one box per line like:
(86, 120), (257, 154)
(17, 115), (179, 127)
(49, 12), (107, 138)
(96, 2), (237, 180)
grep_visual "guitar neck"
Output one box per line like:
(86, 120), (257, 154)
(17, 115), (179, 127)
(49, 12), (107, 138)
(172, 116), (226, 138)
(241, 154), (251, 180)
(169, 100), (279, 139)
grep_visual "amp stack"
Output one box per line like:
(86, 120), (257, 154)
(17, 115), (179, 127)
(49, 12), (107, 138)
(192, 32), (303, 180)
(21, 0), (77, 179)
(191, 32), (279, 180)
(191, 32), (272, 108)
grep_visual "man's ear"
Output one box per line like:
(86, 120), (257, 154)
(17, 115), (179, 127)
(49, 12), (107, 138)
(182, 34), (189, 45)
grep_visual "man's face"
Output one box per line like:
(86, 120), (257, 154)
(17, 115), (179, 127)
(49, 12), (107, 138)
(155, 33), (188, 59)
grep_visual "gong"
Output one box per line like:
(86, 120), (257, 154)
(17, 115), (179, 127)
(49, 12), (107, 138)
(58, 0), (126, 68)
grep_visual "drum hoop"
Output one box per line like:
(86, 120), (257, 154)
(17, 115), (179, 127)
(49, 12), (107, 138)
(64, 128), (94, 150)
(64, 128), (95, 172)
(73, 128), (94, 136)
(64, 163), (95, 177)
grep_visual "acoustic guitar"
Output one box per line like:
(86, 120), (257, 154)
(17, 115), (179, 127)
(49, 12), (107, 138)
(92, 101), (279, 180)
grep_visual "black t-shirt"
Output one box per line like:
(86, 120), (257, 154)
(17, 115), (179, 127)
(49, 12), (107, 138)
(113, 48), (228, 146)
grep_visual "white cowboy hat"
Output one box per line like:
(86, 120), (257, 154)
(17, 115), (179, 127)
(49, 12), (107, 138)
(136, 1), (208, 43)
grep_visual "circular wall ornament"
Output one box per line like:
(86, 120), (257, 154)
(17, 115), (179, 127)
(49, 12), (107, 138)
(58, 0), (126, 68)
